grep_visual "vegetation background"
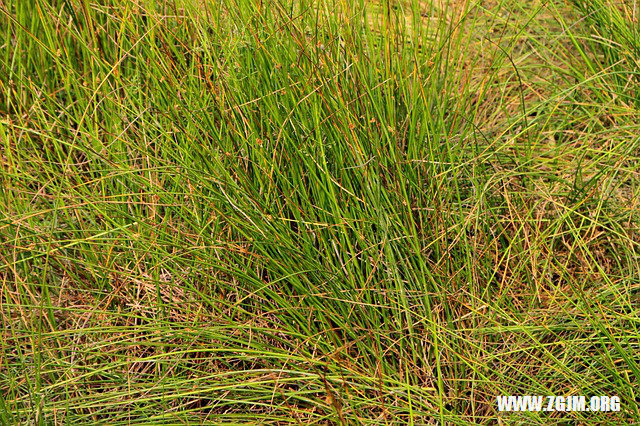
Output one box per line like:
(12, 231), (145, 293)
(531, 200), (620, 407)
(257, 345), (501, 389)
(1, 0), (639, 423)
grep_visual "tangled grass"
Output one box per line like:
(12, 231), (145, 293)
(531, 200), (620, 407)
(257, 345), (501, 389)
(1, 0), (639, 423)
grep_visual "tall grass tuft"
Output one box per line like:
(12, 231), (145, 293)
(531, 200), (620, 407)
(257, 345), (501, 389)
(1, 0), (639, 423)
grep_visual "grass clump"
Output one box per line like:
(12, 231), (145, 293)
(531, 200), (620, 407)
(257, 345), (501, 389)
(1, 0), (639, 423)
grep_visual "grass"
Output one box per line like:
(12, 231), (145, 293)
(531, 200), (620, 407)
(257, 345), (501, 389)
(1, 0), (639, 423)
